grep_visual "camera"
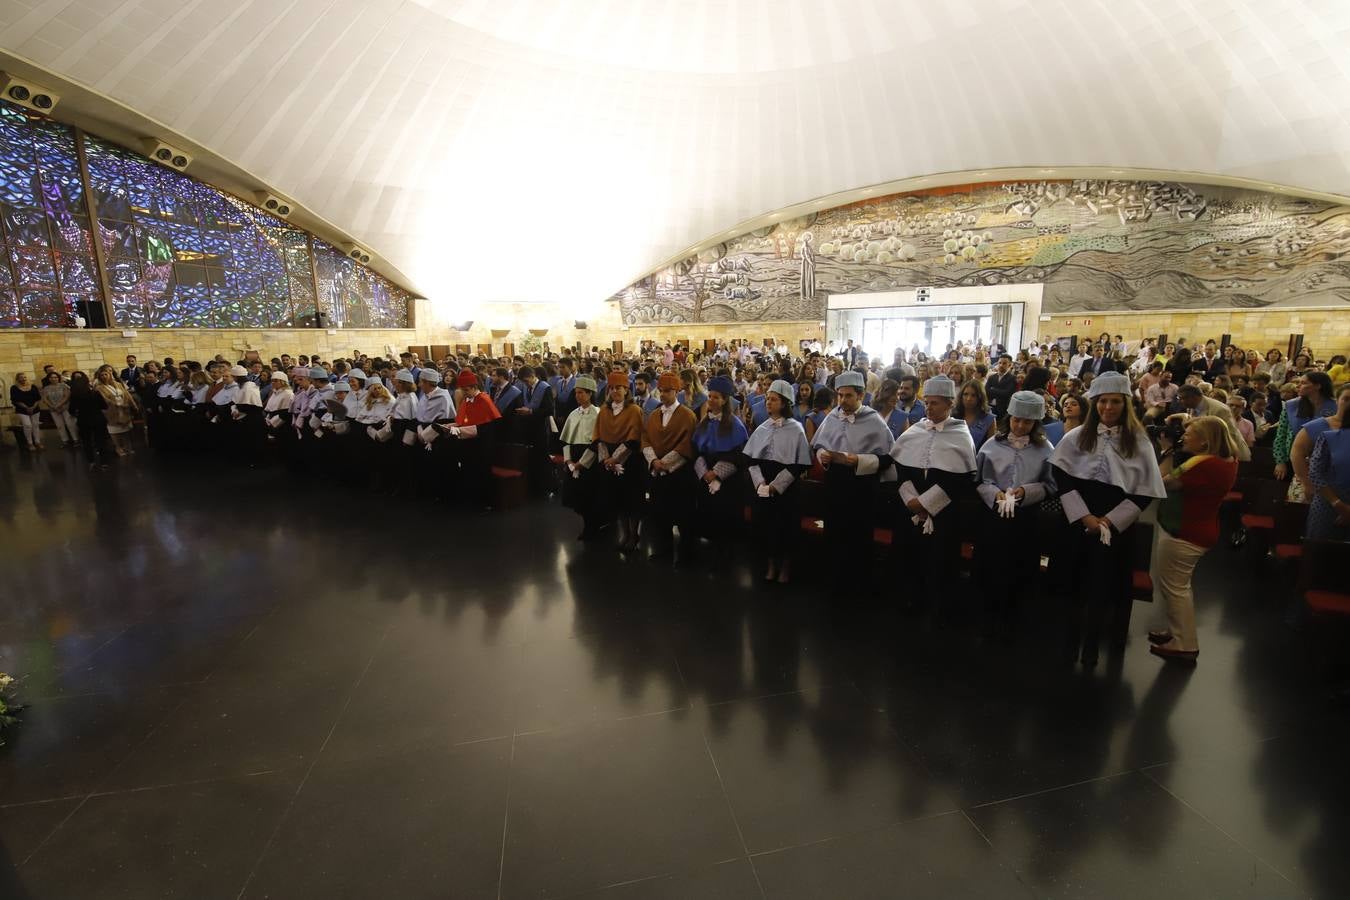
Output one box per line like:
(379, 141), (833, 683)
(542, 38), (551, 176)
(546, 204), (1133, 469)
(1146, 418), (1186, 446)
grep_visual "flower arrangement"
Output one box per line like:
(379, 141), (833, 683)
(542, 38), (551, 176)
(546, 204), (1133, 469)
(0, 673), (21, 747)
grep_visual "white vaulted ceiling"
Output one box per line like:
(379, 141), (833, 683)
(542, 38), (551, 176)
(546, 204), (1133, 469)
(2, 0), (1349, 312)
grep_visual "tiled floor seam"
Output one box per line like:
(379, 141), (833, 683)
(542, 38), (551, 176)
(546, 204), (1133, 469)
(1138, 765), (1304, 892)
(232, 623), (390, 900)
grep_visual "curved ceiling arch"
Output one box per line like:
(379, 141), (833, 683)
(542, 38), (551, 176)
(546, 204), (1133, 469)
(3, 0), (1348, 312)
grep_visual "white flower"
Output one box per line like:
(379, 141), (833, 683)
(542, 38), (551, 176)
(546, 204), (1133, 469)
(0, 674), (13, 689)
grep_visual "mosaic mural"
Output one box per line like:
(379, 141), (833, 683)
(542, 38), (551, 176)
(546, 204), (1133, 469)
(613, 179), (1350, 324)
(0, 100), (411, 328)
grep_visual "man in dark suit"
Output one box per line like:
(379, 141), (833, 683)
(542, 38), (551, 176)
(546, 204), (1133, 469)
(985, 353), (1018, 418)
(842, 339), (859, 368)
(1085, 344), (1116, 377)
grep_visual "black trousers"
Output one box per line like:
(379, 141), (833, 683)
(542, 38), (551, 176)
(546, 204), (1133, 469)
(647, 465), (695, 548)
(1060, 522), (1134, 663)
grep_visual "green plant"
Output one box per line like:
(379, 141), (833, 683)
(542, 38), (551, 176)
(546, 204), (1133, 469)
(519, 334), (543, 356)
(0, 673), (21, 747)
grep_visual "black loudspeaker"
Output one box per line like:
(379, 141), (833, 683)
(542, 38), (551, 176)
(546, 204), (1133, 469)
(1288, 334), (1304, 359)
(574, 321), (588, 329)
(1157, 333), (1168, 350)
(1220, 333), (1231, 351)
(1068, 335), (1078, 352)
(75, 298), (106, 328)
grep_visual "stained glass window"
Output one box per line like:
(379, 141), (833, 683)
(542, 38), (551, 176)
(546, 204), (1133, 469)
(0, 98), (412, 330)
(0, 103), (99, 326)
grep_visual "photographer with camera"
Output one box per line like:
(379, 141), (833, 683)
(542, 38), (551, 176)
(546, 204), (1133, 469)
(1147, 415), (1240, 663)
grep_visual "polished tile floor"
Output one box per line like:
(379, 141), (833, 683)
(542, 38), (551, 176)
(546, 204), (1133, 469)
(0, 447), (1345, 899)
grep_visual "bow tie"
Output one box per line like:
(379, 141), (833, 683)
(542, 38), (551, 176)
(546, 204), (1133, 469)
(1007, 435), (1030, 449)
(610, 403), (625, 414)
(706, 413), (720, 421)
(920, 418), (947, 432)
(768, 417), (785, 427)
(1097, 425), (1120, 438)
(840, 413), (855, 424)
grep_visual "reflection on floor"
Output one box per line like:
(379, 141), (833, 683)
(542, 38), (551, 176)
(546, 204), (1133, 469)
(0, 448), (1344, 899)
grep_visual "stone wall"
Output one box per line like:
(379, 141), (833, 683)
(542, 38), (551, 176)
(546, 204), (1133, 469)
(1029, 307), (1350, 356)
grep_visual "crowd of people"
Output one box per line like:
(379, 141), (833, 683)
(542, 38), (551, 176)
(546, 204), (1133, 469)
(8, 332), (1348, 666)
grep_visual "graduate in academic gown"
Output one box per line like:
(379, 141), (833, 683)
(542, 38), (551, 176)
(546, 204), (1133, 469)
(302, 367), (334, 448)
(889, 375), (978, 599)
(353, 381), (395, 485)
(491, 368), (524, 421)
(154, 369), (188, 450)
(642, 372), (699, 563)
(975, 391), (1057, 625)
(744, 379), (812, 583)
(281, 368), (311, 468)
(386, 369), (421, 495)
(561, 375), (602, 538)
(206, 368), (241, 453)
(592, 372), (646, 552)
(811, 370), (895, 563)
(263, 371), (294, 459)
(449, 368), (502, 509)
(514, 366), (557, 496)
(690, 375), (749, 565)
(1050, 371), (1166, 666)
(228, 364), (266, 461)
(414, 369), (457, 499)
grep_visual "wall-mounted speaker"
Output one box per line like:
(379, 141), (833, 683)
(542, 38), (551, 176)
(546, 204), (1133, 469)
(574, 320), (588, 329)
(253, 191), (294, 219)
(341, 242), (372, 265)
(139, 138), (192, 171)
(0, 73), (59, 115)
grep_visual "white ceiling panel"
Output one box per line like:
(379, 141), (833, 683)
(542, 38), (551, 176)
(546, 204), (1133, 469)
(2, 0), (1348, 308)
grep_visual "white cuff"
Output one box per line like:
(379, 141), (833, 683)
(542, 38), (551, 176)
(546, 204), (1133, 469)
(596, 443), (611, 463)
(1061, 489), (1089, 524)
(693, 457), (709, 479)
(769, 469), (796, 494)
(643, 446), (657, 463)
(611, 443), (630, 465)
(749, 465), (765, 488)
(1105, 499), (1142, 531)
(855, 453), (879, 476)
(712, 461), (737, 480)
(578, 448), (596, 469)
(976, 483), (1001, 509)
(661, 450), (686, 472)
(899, 481), (919, 504)
(457, 424), (478, 438)
(1020, 482), (1047, 505)
(918, 484), (951, 516)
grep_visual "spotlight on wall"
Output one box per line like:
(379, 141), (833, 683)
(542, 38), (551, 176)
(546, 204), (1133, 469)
(0, 73), (60, 115)
(574, 320), (588, 329)
(253, 191), (294, 219)
(451, 321), (474, 331)
(139, 138), (192, 171)
(341, 242), (373, 265)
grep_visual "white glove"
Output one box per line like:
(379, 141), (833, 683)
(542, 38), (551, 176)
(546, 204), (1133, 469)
(912, 514), (935, 535)
(707, 478), (720, 495)
(756, 483), (772, 498)
(571, 467), (580, 479)
(998, 493), (1019, 518)
(449, 425), (461, 438)
(1098, 522), (1112, 546)
(613, 463), (625, 476)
